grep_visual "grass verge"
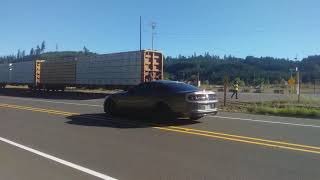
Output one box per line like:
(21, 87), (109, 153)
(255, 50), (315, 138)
(247, 105), (320, 118)
(220, 96), (320, 119)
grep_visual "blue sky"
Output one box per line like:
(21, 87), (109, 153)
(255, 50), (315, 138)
(0, 0), (319, 59)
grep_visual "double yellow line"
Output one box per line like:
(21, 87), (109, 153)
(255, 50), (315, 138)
(155, 126), (320, 154)
(1, 102), (320, 155)
(0, 103), (79, 116)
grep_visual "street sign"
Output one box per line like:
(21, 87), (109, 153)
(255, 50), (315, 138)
(288, 77), (295, 85)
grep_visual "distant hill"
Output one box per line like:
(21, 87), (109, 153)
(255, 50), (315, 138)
(165, 54), (320, 85)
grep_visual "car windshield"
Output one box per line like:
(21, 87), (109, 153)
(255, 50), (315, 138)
(165, 82), (199, 92)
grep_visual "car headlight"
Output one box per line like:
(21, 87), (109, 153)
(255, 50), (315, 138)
(188, 94), (208, 101)
(208, 94), (217, 100)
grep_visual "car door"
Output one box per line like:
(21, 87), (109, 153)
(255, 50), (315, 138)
(124, 83), (153, 111)
(134, 82), (158, 109)
(140, 82), (170, 109)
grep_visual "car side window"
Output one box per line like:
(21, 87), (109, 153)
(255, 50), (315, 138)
(131, 82), (168, 96)
(134, 83), (151, 95)
(150, 83), (169, 95)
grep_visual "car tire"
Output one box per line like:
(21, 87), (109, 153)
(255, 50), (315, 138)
(190, 116), (203, 121)
(211, 112), (218, 116)
(104, 99), (116, 116)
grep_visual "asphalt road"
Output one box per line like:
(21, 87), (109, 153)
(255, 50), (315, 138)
(0, 92), (320, 180)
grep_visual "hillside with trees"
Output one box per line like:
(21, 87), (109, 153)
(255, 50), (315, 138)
(165, 53), (320, 85)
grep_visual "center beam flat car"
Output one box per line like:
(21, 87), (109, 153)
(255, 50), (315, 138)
(104, 80), (218, 120)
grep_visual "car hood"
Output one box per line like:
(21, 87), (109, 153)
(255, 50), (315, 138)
(176, 90), (215, 94)
(175, 90), (199, 94)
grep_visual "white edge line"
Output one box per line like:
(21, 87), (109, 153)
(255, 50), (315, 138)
(0, 137), (117, 180)
(212, 115), (320, 128)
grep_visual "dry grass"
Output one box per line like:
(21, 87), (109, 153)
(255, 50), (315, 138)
(219, 94), (320, 118)
(247, 106), (320, 118)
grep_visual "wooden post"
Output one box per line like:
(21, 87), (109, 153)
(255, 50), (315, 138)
(314, 79), (316, 95)
(223, 75), (229, 106)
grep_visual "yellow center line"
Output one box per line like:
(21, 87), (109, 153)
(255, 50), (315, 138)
(2, 104), (79, 115)
(1, 103), (320, 155)
(0, 106), (75, 116)
(166, 126), (320, 151)
(0, 103), (79, 116)
(154, 127), (320, 155)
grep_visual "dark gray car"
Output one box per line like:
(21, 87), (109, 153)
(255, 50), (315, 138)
(104, 80), (218, 120)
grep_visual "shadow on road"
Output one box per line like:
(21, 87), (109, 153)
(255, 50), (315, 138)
(66, 113), (200, 128)
(0, 88), (108, 100)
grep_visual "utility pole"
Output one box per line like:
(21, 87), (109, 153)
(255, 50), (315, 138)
(196, 64), (200, 87)
(151, 22), (157, 50)
(55, 44), (58, 52)
(296, 67), (301, 103)
(289, 68), (294, 78)
(294, 55), (301, 103)
(139, 16), (142, 51)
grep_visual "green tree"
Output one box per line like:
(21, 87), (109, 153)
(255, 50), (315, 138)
(253, 78), (265, 87)
(164, 72), (175, 80)
(17, 49), (21, 59)
(30, 48), (34, 56)
(36, 45), (41, 56)
(83, 46), (90, 55)
(40, 41), (46, 53)
(232, 77), (245, 87)
(22, 50), (25, 57)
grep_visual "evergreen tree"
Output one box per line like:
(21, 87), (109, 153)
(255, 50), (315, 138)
(40, 41), (46, 53)
(36, 45), (41, 56)
(30, 48), (34, 56)
(17, 49), (21, 59)
(83, 46), (90, 55)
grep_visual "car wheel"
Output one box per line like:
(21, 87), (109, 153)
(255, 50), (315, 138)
(190, 116), (203, 121)
(104, 99), (116, 116)
(211, 112), (218, 116)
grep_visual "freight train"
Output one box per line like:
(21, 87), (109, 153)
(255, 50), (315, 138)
(0, 50), (164, 90)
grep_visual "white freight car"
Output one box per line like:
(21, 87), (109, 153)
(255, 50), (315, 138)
(76, 50), (163, 87)
(0, 64), (9, 88)
(8, 61), (35, 85)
